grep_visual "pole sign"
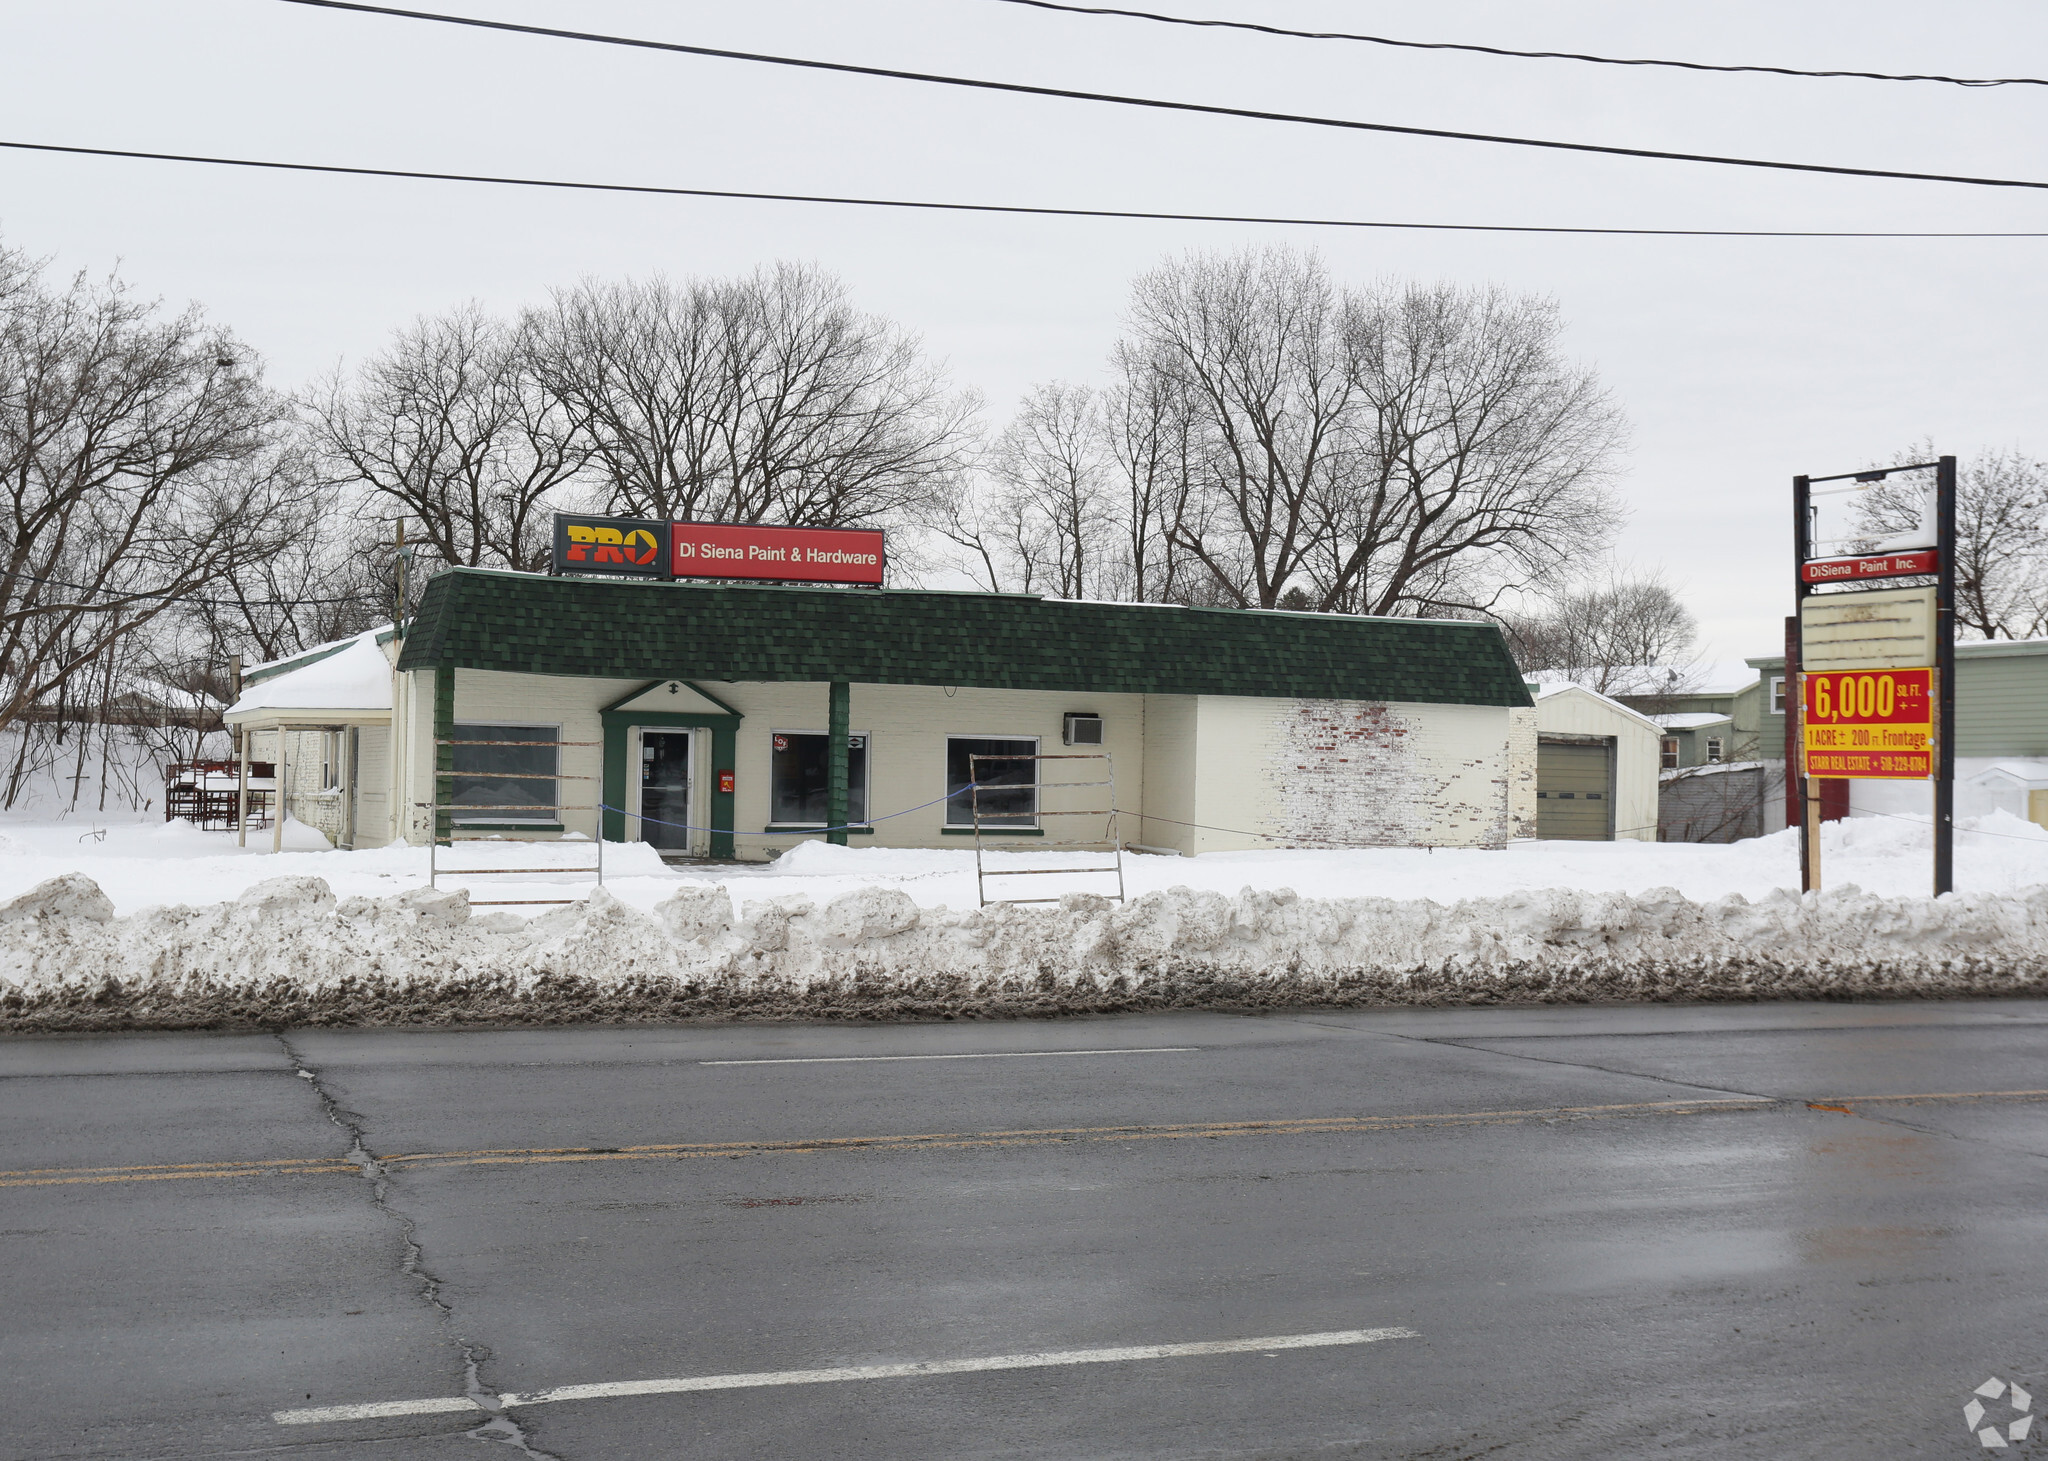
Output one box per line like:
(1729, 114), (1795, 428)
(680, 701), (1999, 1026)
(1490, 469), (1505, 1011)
(552, 514), (669, 578)
(1792, 457), (1957, 896)
(1800, 668), (1934, 779)
(552, 514), (887, 585)
(669, 522), (884, 585)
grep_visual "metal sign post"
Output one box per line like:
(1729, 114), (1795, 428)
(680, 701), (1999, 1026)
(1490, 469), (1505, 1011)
(1933, 454), (1958, 895)
(1792, 455), (1956, 897)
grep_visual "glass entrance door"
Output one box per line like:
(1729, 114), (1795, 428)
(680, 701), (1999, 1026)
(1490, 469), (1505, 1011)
(639, 730), (692, 851)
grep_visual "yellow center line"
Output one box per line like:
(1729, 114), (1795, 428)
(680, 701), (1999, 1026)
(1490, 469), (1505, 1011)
(5, 1089), (2041, 1190)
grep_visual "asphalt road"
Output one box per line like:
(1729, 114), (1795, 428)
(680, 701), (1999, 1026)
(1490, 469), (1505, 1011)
(4, 1000), (2045, 1460)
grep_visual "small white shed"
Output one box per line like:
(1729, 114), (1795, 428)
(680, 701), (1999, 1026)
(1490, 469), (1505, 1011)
(1529, 682), (1661, 842)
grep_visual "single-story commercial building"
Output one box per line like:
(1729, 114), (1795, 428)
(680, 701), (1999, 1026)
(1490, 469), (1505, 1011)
(228, 569), (1542, 857)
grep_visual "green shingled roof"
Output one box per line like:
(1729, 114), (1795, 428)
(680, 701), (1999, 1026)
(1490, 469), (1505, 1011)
(398, 568), (1532, 707)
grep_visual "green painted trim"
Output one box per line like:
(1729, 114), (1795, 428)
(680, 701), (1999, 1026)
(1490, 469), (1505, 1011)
(245, 637), (356, 686)
(432, 663), (454, 847)
(826, 680), (850, 848)
(600, 708), (743, 859)
(940, 826), (1045, 837)
(598, 678), (747, 717)
(763, 825), (873, 835)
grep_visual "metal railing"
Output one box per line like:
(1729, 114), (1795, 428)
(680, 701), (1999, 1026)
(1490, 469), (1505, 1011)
(970, 752), (1125, 908)
(427, 738), (603, 906)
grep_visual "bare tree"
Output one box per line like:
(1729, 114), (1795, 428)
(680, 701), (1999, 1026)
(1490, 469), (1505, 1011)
(939, 382), (1112, 598)
(1502, 569), (1699, 695)
(311, 304), (587, 574)
(0, 254), (292, 741)
(528, 264), (974, 532)
(1856, 446), (2048, 639)
(1315, 283), (1623, 616)
(1122, 248), (1357, 609)
(1090, 249), (1622, 614)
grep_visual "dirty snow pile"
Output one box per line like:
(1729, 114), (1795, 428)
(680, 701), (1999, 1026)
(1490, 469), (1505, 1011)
(2, 812), (2047, 1028)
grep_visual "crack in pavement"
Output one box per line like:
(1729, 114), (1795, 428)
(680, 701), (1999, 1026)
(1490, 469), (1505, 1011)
(1279, 1017), (2048, 1164)
(274, 1034), (565, 1460)
(1276, 1016), (1777, 1102)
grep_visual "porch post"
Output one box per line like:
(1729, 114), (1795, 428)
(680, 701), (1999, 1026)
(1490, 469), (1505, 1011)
(235, 725), (250, 848)
(271, 726), (287, 853)
(826, 680), (850, 847)
(433, 663), (454, 848)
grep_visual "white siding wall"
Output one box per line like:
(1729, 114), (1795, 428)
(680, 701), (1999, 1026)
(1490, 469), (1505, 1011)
(453, 672), (644, 840)
(717, 682), (1146, 860)
(1532, 688), (1660, 843)
(1506, 706), (1539, 839)
(1134, 695), (1522, 853)
(1136, 695), (1198, 853)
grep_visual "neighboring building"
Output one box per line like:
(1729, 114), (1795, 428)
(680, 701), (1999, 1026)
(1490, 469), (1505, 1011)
(1531, 665), (1770, 841)
(224, 628), (396, 849)
(1527, 681), (1660, 841)
(225, 571), (1542, 858)
(1650, 711), (1734, 771)
(1749, 637), (2048, 829)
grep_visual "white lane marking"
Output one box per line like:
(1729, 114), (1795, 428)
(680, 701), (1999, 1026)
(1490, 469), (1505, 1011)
(699, 1046), (1199, 1066)
(276, 1395), (483, 1424)
(273, 1326), (1415, 1425)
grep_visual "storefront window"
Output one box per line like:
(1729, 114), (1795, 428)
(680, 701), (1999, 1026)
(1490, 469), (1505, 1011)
(450, 724), (558, 823)
(947, 737), (1038, 826)
(770, 733), (868, 826)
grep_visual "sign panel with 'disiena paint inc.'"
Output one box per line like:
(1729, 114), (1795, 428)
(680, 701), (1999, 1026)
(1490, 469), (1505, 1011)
(671, 522), (885, 585)
(1802, 667), (1934, 779)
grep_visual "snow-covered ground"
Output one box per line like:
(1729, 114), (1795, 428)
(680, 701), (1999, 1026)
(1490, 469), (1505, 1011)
(2, 810), (2044, 920)
(5, 813), (2045, 1030)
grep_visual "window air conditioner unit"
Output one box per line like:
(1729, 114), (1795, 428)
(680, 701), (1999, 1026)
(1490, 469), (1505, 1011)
(1063, 713), (1104, 746)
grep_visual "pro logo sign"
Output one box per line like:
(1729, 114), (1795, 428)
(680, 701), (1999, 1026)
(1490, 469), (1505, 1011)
(553, 514), (669, 578)
(1801, 667), (1934, 779)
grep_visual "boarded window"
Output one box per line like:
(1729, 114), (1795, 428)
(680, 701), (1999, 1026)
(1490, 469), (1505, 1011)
(450, 724), (558, 823)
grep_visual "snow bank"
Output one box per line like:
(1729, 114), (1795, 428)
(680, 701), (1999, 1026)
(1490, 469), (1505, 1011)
(4, 867), (2044, 1031)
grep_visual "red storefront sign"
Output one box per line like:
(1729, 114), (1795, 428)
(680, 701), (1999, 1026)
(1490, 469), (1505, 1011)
(670, 522), (885, 584)
(667, 516), (884, 577)
(1800, 667), (1935, 779)
(1800, 549), (1938, 584)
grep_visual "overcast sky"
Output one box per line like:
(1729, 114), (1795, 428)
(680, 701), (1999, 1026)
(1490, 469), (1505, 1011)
(5, 0), (2045, 662)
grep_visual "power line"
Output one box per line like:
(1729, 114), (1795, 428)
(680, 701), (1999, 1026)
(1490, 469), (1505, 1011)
(9, 139), (2048, 238)
(987, 0), (2048, 90)
(273, 0), (2048, 193)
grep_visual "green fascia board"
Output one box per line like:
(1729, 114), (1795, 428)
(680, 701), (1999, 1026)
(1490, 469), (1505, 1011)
(244, 638), (356, 686)
(399, 568), (1533, 707)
